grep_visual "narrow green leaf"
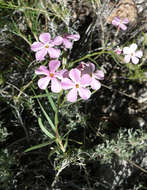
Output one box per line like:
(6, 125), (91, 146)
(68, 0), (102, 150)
(63, 137), (68, 150)
(31, 88), (56, 133)
(38, 117), (55, 139)
(37, 98), (56, 132)
(31, 94), (49, 99)
(54, 111), (58, 127)
(24, 140), (55, 153)
(45, 89), (57, 112)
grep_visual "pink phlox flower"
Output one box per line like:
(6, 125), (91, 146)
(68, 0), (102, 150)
(31, 33), (61, 61)
(54, 33), (80, 49)
(78, 62), (104, 90)
(112, 17), (129, 31)
(35, 60), (62, 92)
(123, 43), (143, 64)
(61, 68), (92, 102)
(115, 46), (122, 55)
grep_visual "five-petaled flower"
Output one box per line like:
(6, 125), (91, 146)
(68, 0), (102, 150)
(31, 33), (61, 61)
(112, 17), (129, 31)
(61, 68), (92, 102)
(54, 33), (80, 49)
(35, 60), (62, 92)
(123, 43), (143, 64)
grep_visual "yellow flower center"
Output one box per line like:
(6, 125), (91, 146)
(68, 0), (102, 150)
(45, 44), (49, 48)
(50, 73), (54, 78)
(75, 84), (79, 88)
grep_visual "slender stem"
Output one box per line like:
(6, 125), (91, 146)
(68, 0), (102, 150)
(55, 112), (65, 153)
(127, 159), (147, 174)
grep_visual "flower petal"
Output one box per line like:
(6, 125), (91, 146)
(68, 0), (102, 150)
(130, 43), (137, 51)
(94, 70), (104, 80)
(124, 55), (131, 63)
(35, 66), (49, 76)
(122, 18), (129, 24)
(113, 17), (121, 22)
(53, 36), (63, 45)
(56, 69), (69, 80)
(135, 50), (143, 58)
(120, 23), (127, 31)
(123, 47), (131, 55)
(35, 48), (48, 61)
(38, 76), (50, 90)
(131, 56), (139, 64)
(49, 60), (60, 73)
(66, 88), (78, 102)
(63, 39), (73, 49)
(66, 34), (80, 41)
(91, 78), (101, 90)
(48, 48), (61, 58)
(61, 78), (74, 89)
(89, 62), (95, 72)
(80, 74), (92, 86)
(112, 17), (120, 26)
(39, 33), (51, 43)
(78, 87), (91, 100)
(69, 68), (81, 83)
(115, 47), (122, 55)
(31, 42), (44, 52)
(51, 78), (62, 93)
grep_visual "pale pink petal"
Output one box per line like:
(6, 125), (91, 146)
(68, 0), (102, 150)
(61, 78), (74, 90)
(51, 78), (62, 93)
(39, 33), (51, 43)
(123, 47), (131, 55)
(48, 48), (61, 58)
(94, 70), (104, 80)
(113, 17), (121, 22)
(122, 18), (129, 24)
(35, 48), (48, 61)
(49, 60), (60, 73)
(89, 62), (95, 72)
(131, 56), (139, 64)
(78, 87), (91, 100)
(124, 55), (131, 63)
(56, 69), (69, 80)
(120, 23), (127, 31)
(35, 66), (49, 76)
(31, 42), (44, 52)
(80, 74), (92, 86)
(38, 77), (50, 90)
(135, 50), (143, 58)
(63, 39), (72, 48)
(81, 64), (91, 75)
(112, 18), (119, 26)
(66, 34), (80, 41)
(115, 47), (122, 54)
(130, 43), (137, 51)
(91, 79), (101, 90)
(69, 68), (81, 83)
(66, 88), (78, 102)
(53, 36), (63, 45)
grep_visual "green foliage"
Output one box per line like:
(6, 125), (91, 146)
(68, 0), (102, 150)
(0, 149), (15, 190)
(0, 0), (147, 189)
(93, 129), (147, 163)
(0, 123), (15, 190)
(0, 122), (9, 142)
